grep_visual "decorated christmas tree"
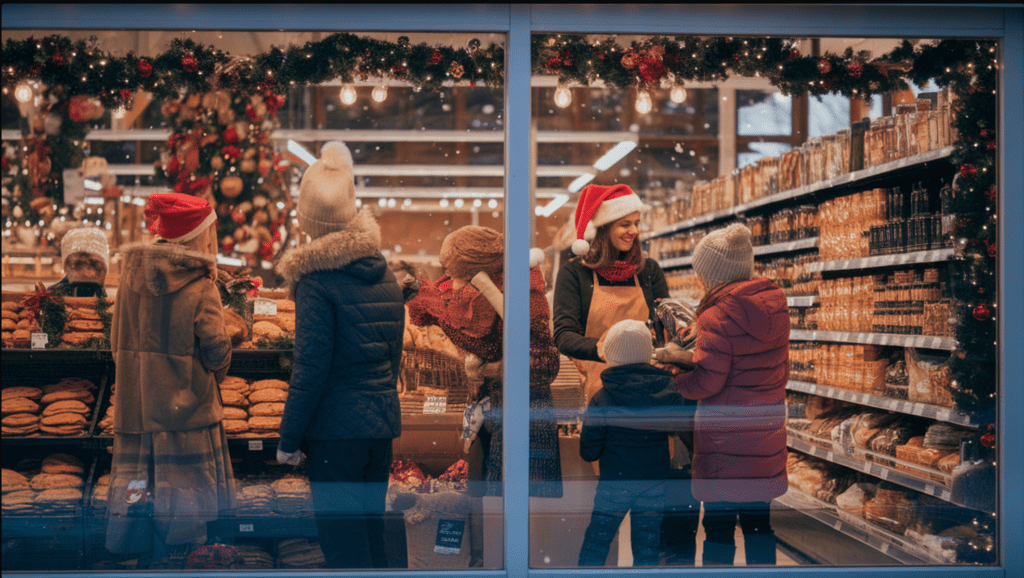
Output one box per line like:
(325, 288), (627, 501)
(156, 58), (294, 266)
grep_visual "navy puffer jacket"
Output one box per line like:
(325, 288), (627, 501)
(276, 210), (405, 453)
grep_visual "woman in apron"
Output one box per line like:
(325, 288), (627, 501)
(552, 183), (699, 567)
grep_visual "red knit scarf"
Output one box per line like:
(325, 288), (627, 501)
(596, 260), (638, 282)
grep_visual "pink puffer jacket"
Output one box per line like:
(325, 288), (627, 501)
(675, 278), (790, 503)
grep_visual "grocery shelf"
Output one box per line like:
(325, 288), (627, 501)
(806, 248), (955, 273)
(644, 146), (956, 240)
(788, 329), (956, 351)
(786, 295), (820, 308)
(753, 237), (819, 256)
(657, 237), (819, 271)
(775, 487), (946, 565)
(786, 380), (979, 428)
(786, 431), (969, 508)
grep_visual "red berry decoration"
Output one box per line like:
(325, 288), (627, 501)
(222, 239), (235, 253)
(52, 52), (65, 66)
(259, 241), (274, 260)
(985, 186), (997, 203)
(960, 164), (977, 178)
(986, 241), (997, 258)
(848, 61), (864, 78)
(817, 58), (832, 74)
(182, 54), (199, 73)
(231, 210), (246, 225)
(980, 425), (995, 449)
(972, 303), (991, 321)
(980, 129), (994, 139)
(428, 51), (443, 66)
(137, 59), (153, 77)
(120, 89), (133, 101)
(986, 141), (996, 151)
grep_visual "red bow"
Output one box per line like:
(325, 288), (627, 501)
(20, 283), (64, 317)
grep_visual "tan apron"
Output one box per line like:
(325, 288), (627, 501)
(572, 270), (650, 403)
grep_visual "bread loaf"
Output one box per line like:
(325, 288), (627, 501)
(250, 379), (288, 391)
(41, 453), (85, 475)
(66, 319), (105, 332)
(223, 407), (249, 420)
(29, 473), (84, 490)
(2, 397), (40, 415)
(2, 387), (43, 401)
(2, 413), (39, 427)
(249, 402), (285, 417)
(248, 388), (287, 404)
(60, 331), (105, 347)
(40, 389), (94, 405)
(223, 419), (250, 434)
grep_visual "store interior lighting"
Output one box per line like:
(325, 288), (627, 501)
(286, 139), (317, 167)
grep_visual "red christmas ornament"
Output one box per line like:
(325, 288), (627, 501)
(960, 164), (977, 178)
(980, 425), (995, 449)
(848, 61), (864, 78)
(52, 52), (66, 66)
(638, 59), (667, 84)
(182, 54), (199, 73)
(1, 157), (8, 173)
(428, 51), (443, 66)
(787, 49), (800, 61)
(986, 241), (997, 258)
(972, 303), (991, 321)
(986, 141), (996, 151)
(222, 239), (235, 253)
(985, 186), (997, 204)
(166, 155), (181, 176)
(817, 58), (832, 74)
(221, 145), (242, 161)
(231, 210), (246, 225)
(120, 89), (133, 101)
(222, 126), (238, 144)
(259, 241), (274, 260)
(980, 129), (994, 139)
(137, 59), (153, 78)
(272, 229), (281, 242)
(245, 104), (262, 123)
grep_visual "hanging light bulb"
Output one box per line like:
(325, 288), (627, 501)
(553, 84), (572, 108)
(635, 90), (653, 114)
(670, 85), (688, 104)
(14, 83), (33, 103)
(340, 84), (357, 105)
(371, 84), (388, 103)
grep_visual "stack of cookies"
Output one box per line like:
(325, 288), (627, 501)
(2, 386), (44, 436)
(247, 379), (288, 437)
(1, 301), (40, 348)
(32, 453), (86, 513)
(235, 481), (274, 514)
(98, 383), (115, 436)
(37, 378), (96, 436)
(91, 471), (111, 514)
(2, 468), (34, 515)
(234, 544), (275, 570)
(219, 376), (252, 436)
(276, 538), (325, 569)
(271, 475), (312, 515)
(60, 305), (107, 347)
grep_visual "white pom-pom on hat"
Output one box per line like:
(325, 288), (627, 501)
(571, 238), (591, 256)
(529, 248), (546, 269)
(297, 141), (356, 240)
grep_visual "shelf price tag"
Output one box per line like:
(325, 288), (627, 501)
(423, 396), (448, 414)
(833, 520), (843, 531)
(248, 440), (263, 451)
(239, 524), (254, 533)
(253, 298), (277, 316)
(30, 332), (48, 350)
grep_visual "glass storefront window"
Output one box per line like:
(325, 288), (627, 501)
(1, 27), (507, 572)
(535, 31), (1001, 570)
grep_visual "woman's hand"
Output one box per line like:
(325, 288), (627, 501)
(652, 361), (687, 376)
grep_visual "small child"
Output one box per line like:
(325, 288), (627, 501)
(578, 318), (690, 567)
(49, 227), (109, 298)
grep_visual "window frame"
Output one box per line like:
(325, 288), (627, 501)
(3, 4), (1021, 578)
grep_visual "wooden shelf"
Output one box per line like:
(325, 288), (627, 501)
(789, 329), (956, 351)
(644, 146), (956, 240)
(787, 380), (978, 428)
(775, 488), (947, 565)
(806, 248), (955, 273)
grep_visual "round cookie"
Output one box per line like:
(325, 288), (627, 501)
(248, 388), (287, 404)
(223, 407), (249, 421)
(2, 387), (43, 401)
(42, 400), (91, 417)
(249, 402), (285, 417)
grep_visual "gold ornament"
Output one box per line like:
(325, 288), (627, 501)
(220, 175), (244, 199)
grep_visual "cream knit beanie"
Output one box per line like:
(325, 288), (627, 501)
(60, 227), (110, 270)
(603, 319), (654, 367)
(692, 223), (754, 288)
(297, 141), (356, 240)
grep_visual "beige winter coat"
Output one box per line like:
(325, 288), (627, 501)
(111, 242), (232, 433)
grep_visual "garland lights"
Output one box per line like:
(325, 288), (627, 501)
(1, 33), (999, 413)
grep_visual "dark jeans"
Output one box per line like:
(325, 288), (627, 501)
(659, 466), (700, 566)
(307, 439), (392, 569)
(579, 480), (665, 567)
(700, 500), (775, 566)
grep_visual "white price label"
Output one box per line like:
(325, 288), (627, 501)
(423, 396), (448, 414)
(826, 451), (835, 462)
(880, 542), (890, 554)
(253, 298), (277, 316)
(809, 385), (817, 394)
(248, 440), (264, 451)
(924, 484), (935, 495)
(30, 332), (49, 350)
(936, 409), (952, 422)
(879, 468), (889, 480)
(863, 462), (873, 474)
(834, 520), (843, 531)
(239, 524), (254, 532)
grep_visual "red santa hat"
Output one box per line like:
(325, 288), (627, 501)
(144, 192), (217, 243)
(571, 184), (646, 256)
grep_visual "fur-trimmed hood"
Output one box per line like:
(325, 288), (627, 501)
(276, 207), (383, 296)
(120, 241), (217, 297)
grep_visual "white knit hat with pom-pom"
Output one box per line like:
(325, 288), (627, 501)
(297, 141), (356, 240)
(691, 223), (755, 288)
